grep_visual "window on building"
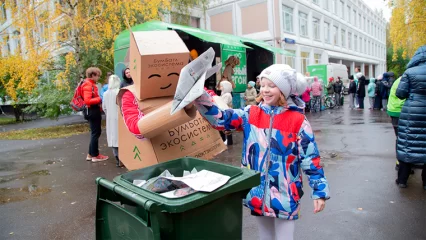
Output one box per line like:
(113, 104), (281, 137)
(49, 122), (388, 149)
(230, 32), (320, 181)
(313, 17), (320, 40)
(282, 5), (294, 33)
(332, 0), (337, 14)
(312, 0), (319, 5)
(347, 6), (351, 22)
(4, 35), (10, 54)
(348, 32), (352, 50)
(358, 13), (361, 28)
(190, 17), (200, 28)
(299, 12), (308, 37)
(314, 53), (321, 64)
(352, 9), (356, 24)
(58, 23), (72, 43)
(324, 22), (330, 43)
(368, 40), (371, 54)
(333, 25), (338, 45)
(0, 3), (6, 24)
(341, 29), (346, 47)
(284, 50), (296, 68)
(55, 0), (68, 11)
(301, 52), (310, 73)
(324, 0), (329, 10)
(367, 20), (370, 33)
(363, 17), (366, 31)
(375, 25), (377, 38)
(364, 39), (367, 53)
(340, 1), (344, 18)
(354, 34), (358, 51)
(39, 22), (49, 44)
(12, 30), (20, 53)
(373, 43), (377, 57)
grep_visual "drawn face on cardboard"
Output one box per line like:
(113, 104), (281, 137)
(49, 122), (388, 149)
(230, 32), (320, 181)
(147, 72), (180, 92)
(129, 30), (189, 100)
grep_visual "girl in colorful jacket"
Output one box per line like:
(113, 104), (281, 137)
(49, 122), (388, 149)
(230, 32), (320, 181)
(191, 64), (330, 239)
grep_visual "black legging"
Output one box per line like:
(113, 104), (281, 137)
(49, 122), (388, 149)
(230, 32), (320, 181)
(87, 106), (102, 157)
(397, 161), (426, 186)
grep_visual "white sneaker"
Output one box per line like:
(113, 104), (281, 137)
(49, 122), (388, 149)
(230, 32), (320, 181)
(223, 140), (228, 145)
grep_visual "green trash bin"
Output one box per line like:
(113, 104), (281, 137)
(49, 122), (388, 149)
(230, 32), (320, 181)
(96, 157), (260, 240)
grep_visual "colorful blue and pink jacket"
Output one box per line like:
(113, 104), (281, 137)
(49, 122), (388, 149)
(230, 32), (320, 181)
(194, 91), (330, 220)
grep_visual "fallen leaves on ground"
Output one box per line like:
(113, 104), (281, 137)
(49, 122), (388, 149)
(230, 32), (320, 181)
(0, 120), (105, 140)
(0, 123), (90, 140)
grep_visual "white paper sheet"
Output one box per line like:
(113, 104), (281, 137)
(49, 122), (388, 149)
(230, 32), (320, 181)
(171, 48), (221, 115)
(162, 170), (230, 192)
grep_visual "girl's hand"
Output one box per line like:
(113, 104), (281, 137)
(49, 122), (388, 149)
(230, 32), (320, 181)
(313, 199), (325, 213)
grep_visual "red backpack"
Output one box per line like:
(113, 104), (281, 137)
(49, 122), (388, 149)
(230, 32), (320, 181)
(70, 80), (93, 112)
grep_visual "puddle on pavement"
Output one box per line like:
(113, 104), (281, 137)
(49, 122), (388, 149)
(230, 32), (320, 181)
(0, 184), (51, 204)
(0, 170), (51, 184)
(370, 119), (391, 123)
(349, 121), (365, 125)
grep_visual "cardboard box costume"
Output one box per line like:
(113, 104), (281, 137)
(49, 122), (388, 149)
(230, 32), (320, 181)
(117, 31), (226, 170)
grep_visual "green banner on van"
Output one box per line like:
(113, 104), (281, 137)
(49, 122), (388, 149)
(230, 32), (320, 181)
(307, 65), (327, 96)
(221, 45), (247, 93)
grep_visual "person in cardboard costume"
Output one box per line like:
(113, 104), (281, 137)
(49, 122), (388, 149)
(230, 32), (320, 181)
(116, 30), (226, 170)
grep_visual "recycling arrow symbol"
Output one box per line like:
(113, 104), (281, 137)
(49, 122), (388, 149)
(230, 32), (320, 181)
(133, 146), (141, 161)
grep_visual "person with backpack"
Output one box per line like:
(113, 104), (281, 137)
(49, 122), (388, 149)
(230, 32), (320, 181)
(83, 67), (109, 162)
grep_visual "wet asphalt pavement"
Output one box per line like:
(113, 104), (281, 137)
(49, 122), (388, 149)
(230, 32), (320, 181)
(0, 102), (425, 240)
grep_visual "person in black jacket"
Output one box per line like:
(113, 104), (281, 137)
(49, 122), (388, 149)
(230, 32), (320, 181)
(333, 77), (344, 107)
(355, 71), (366, 109)
(348, 75), (356, 109)
(379, 72), (392, 111)
(395, 45), (426, 190)
(373, 76), (383, 110)
(120, 68), (134, 88)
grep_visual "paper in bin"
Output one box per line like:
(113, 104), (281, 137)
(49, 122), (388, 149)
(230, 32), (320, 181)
(171, 47), (221, 115)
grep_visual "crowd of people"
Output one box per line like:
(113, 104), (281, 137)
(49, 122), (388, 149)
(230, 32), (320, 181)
(75, 44), (426, 240)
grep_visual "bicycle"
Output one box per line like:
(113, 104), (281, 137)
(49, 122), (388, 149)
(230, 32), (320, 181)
(323, 93), (336, 109)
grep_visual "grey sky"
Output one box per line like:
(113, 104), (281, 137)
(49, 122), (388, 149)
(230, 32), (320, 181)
(362, 0), (392, 21)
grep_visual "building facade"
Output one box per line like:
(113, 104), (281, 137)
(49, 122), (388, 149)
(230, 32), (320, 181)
(206, 0), (387, 78)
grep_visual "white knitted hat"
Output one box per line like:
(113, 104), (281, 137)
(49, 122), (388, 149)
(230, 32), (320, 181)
(258, 64), (298, 98)
(295, 72), (308, 96)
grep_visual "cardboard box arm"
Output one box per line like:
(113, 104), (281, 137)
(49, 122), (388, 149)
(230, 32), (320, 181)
(137, 101), (197, 139)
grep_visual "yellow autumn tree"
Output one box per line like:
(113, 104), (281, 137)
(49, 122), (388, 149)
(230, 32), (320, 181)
(0, 0), (206, 119)
(0, 0), (52, 103)
(389, 0), (426, 60)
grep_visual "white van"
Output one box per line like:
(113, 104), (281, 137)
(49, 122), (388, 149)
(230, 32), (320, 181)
(328, 64), (349, 94)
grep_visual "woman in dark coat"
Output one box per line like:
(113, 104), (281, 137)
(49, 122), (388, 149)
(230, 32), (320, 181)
(395, 45), (426, 189)
(120, 68), (134, 88)
(373, 77), (383, 110)
(355, 72), (366, 109)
